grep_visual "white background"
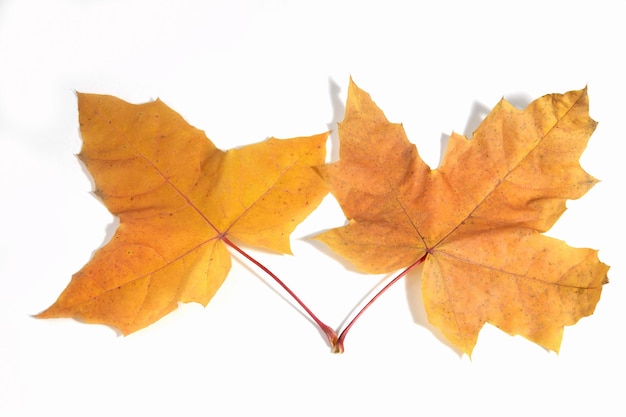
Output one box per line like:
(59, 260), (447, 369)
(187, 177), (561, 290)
(1, 1), (623, 415)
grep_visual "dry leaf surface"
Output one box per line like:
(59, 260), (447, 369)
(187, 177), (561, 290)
(317, 79), (609, 355)
(38, 93), (328, 334)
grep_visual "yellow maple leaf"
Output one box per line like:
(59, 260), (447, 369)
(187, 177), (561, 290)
(38, 93), (328, 335)
(317, 79), (609, 355)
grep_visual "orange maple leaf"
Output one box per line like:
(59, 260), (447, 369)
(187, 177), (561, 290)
(317, 79), (609, 355)
(37, 93), (329, 335)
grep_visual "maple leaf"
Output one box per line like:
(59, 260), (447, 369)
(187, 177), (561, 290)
(317, 79), (609, 355)
(37, 93), (329, 335)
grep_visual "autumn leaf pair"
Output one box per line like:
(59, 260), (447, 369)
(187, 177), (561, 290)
(38, 79), (609, 356)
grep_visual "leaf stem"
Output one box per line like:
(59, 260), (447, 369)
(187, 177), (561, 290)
(332, 254), (427, 353)
(222, 236), (338, 347)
